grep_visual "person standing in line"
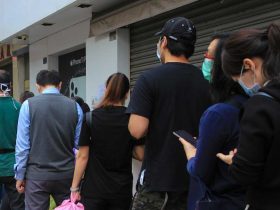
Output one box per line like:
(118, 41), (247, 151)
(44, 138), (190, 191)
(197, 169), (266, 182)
(14, 70), (83, 210)
(217, 24), (280, 210)
(201, 33), (229, 82)
(178, 33), (247, 210)
(71, 73), (144, 210)
(72, 96), (90, 114)
(127, 17), (211, 210)
(0, 70), (24, 210)
(19, 91), (34, 104)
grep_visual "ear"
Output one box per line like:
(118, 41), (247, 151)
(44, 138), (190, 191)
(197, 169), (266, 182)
(161, 36), (168, 48)
(243, 58), (256, 72)
(125, 91), (130, 100)
(57, 82), (62, 90)
(36, 84), (41, 93)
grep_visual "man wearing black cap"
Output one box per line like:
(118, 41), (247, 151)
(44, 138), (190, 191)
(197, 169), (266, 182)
(0, 70), (24, 210)
(127, 17), (211, 209)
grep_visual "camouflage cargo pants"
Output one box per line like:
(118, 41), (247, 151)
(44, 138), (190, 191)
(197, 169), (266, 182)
(130, 184), (188, 210)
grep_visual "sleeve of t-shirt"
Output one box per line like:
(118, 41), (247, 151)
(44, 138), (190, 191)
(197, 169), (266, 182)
(127, 74), (154, 119)
(132, 136), (146, 146)
(78, 115), (91, 146)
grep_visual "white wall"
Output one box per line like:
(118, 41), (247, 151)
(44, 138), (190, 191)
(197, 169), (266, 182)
(86, 28), (130, 108)
(0, 0), (76, 41)
(29, 19), (90, 94)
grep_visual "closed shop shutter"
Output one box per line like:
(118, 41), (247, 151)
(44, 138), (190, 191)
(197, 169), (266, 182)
(130, 0), (280, 87)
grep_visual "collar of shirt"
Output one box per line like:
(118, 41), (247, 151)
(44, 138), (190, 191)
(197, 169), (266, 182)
(42, 87), (60, 94)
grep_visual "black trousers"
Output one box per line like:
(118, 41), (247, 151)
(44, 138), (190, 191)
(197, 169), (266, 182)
(0, 176), (24, 210)
(82, 196), (132, 210)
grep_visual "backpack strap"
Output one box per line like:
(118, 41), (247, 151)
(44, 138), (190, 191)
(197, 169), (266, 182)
(85, 111), (92, 129)
(256, 91), (274, 100)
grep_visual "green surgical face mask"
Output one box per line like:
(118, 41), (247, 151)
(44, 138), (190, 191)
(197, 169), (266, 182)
(201, 58), (214, 82)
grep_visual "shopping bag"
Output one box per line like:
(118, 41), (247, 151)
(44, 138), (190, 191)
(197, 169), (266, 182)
(54, 194), (84, 210)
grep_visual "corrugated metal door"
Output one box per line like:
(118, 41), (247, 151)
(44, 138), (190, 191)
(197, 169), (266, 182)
(130, 0), (280, 87)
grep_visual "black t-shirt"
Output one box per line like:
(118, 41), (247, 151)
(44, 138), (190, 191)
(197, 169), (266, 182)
(127, 62), (211, 192)
(79, 106), (142, 199)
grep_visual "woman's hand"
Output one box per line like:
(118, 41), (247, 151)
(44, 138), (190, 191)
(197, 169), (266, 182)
(178, 137), (197, 160)
(71, 191), (81, 203)
(216, 149), (237, 165)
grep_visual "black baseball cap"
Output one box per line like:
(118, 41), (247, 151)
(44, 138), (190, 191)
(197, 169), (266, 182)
(155, 17), (196, 45)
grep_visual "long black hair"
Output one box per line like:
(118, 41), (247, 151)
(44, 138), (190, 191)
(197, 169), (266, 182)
(210, 33), (245, 103)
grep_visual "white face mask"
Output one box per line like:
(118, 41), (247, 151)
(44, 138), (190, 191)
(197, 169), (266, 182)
(156, 38), (162, 63)
(0, 83), (11, 96)
(156, 47), (161, 60)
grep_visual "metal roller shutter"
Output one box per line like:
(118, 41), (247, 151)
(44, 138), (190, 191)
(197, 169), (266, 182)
(130, 0), (280, 87)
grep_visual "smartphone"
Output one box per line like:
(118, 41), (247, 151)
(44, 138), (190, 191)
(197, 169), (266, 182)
(173, 130), (197, 147)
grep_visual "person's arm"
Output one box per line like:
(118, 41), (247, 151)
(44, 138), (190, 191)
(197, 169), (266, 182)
(129, 115), (149, 139)
(133, 145), (145, 161)
(127, 75), (153, 140)
(71, 146), (89, 189)
(71, 114), (91, 201)
(14, 101), (31, 193)
(228, 97), (273, 186)
(183, 109), (229, 185)
(74, 103), (83, 149)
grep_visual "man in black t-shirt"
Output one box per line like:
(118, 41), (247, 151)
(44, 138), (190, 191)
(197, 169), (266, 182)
(127, 17), (211, 210)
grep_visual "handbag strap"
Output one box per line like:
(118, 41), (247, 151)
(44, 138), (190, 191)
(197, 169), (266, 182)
(256, 91), (274, 100)
(85, 111), (92, 129)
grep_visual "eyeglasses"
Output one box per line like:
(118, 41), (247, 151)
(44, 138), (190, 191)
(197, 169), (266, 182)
(204, 52), (214, 60)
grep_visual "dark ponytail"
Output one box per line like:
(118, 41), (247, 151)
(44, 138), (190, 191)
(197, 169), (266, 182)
(97, 73), (129, 108)
(263, 23), (280, 80)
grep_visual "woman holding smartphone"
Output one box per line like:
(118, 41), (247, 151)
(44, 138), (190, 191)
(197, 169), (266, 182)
(70, 73), (144, 210)
(178, 33), (248, 210)
(217, 24), (280, 210)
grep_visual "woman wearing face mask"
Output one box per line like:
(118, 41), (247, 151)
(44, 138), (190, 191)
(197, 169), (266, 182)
(178, 34), (248, 210)
(201, 33), (229, 82)
(217, 24), (280, 210)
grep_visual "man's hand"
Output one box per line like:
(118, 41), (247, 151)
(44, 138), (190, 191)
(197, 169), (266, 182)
(16, 180), (25, 193)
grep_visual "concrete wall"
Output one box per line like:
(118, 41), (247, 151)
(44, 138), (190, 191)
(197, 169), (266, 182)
(0, 0), (76, 41)
(85, 28), (130, 108)
(29, 19), (90, 94)
(12, 56), (25, 101)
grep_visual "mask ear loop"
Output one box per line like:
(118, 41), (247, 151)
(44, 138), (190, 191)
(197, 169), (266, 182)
(239, 65), (245, 81)
(11, 98), (18, 111)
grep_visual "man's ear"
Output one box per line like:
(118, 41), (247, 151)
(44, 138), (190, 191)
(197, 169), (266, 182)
(36, 84), (41, 93)
(161, 36), (168, 49)
(57, 82), (62, 91)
